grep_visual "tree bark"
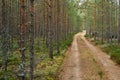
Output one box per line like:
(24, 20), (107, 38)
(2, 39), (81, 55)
(118, 0), (120, 44)
(1, 0), (9, 79)
(56, 0), (60, 54)
(29, 0), (35, 80)
(19, 0), (27, 79)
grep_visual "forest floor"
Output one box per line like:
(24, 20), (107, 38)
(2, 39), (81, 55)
(59, 31), (120, 80)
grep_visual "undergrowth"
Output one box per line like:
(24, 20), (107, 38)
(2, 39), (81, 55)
(101, 45), (120, 64)
(0, 33), (74, 80)
(85, 35), (120, 65)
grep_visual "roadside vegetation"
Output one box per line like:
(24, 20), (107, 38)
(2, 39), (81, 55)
(86, 35), (120, 65)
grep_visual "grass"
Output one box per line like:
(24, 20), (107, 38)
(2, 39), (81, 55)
(34, 55), (63, 80)
(0, 46), (63, 80)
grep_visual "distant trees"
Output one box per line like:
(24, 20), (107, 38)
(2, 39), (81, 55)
(81, 0), (119, 44)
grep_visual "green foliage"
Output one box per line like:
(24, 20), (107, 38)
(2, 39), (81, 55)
(98, 70), (104, 79)
(8, 51), (20, 65)
(94, 40), (105, 45)
(85, 34), (92, 38)
(61, 35), (73, 50)
(0, 36), (69, 80)
(34, 56), (63, 80)
(111, 52), (120, 64)
(102, 45), (120, 64)
(64, 38), (72, 47)
(8, 56), (19, 65)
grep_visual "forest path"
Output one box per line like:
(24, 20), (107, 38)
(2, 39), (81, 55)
(59, 31), (120, 80)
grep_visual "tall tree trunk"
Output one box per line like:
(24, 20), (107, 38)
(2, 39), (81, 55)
(46, 1), (49, 47)
(48, 0), (53, 59)
(1, 0), (8, 79)
(106, 0), (110, 43)
(29, 0), (35, 80)
(19, 0), (26, 79)
(101, 0), (104, 44)
(56, 0), (60, 54)
(93, 0), (97, 40)
(118, 0), (120, 44)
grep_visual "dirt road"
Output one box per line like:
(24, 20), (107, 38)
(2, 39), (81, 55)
(59, 32), (120, 80)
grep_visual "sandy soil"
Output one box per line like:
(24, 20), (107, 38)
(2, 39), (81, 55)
(59, 32), (120, 80)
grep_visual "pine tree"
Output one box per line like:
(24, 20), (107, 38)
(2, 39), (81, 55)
(1, 0), (9, 79)
(29, 0), (35, 80)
